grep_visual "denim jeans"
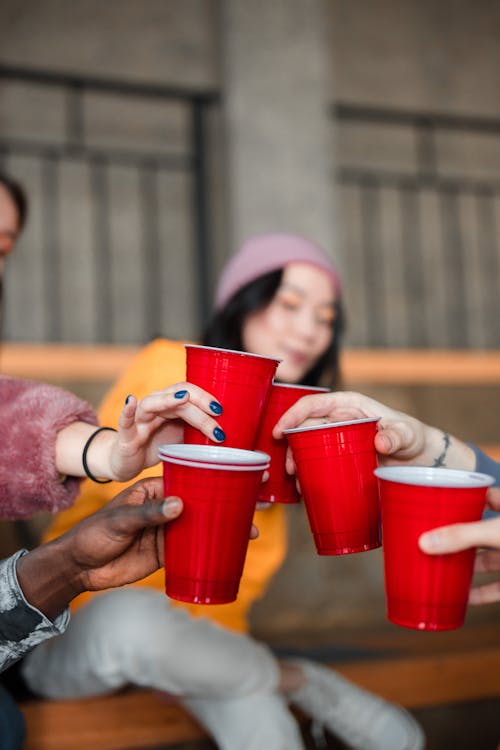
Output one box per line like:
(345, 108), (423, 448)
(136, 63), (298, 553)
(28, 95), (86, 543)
(0, 684), (25, 750)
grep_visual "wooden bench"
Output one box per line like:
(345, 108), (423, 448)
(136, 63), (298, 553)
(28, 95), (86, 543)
(21, 646), (500, 750)
(3, 344), (500, 385)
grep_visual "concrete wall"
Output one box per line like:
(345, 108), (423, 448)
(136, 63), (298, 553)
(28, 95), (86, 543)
(1, 0), (500, 644)
(329, 0), (500, 349)
(0, 0), (218, 86)
(330, 0), (500, 116)
(1, 0), (499, 347)
(0, 0), (220, 343)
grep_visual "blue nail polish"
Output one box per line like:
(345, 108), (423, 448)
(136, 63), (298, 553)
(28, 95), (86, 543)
(210, 401), (223, 415)
(213, 427), (226, 442)
(174, 390), (188, 399)
(125, 394), (132, 405)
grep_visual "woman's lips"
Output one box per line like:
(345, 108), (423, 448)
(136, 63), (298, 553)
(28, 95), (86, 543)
(283, 348), (310, 366)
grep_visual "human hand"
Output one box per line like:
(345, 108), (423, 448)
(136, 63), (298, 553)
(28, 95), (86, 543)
(70, 477), (258, 591)
(16, 477), (180, 619)
(108, 384), (225, 481)
(273, 390), (474, 475)
(17, 476), (260, 620)
(419, 487), (500, 605)
(57, 477), (182, 593)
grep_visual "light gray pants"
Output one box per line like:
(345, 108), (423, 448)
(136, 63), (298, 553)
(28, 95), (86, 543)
(22, 588), (303, 750)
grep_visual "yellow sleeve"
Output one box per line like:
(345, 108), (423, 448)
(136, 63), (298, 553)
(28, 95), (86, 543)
(43, 338), (188, 568)
(44, 337), (288, 632)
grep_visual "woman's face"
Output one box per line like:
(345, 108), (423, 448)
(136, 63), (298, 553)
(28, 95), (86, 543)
(242, 262), (336, 383)
(0, 185), (20, 279)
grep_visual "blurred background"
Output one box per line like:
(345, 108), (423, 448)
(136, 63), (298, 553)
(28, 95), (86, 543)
(1, 2), (500, 746)
(2, 0), (499, 349)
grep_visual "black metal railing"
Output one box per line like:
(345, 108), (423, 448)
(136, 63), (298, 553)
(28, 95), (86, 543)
(333, 103), (500, 348)
(2, 67), (499, 349)
(0, 65), (219, 343)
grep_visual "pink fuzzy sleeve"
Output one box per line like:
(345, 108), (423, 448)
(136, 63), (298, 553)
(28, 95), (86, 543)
(0, 377), (99, 519)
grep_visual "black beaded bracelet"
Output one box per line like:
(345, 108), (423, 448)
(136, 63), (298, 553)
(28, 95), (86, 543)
(82, 426), (118, 483)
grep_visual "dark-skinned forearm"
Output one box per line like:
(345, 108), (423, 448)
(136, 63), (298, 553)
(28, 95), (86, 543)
(15, 537), (85, 621)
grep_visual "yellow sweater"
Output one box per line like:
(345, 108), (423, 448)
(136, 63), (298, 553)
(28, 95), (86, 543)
(44, 339), (287, 634)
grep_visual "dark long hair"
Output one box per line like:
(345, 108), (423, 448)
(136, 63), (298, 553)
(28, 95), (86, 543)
(0, 171), (28, 231)
(0, 172), (28, 341)
(202, 269), (345, 389)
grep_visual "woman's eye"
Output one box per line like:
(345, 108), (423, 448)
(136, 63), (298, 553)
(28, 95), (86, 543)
(277, 294), (301, 311)
(317, 312), (336, 327)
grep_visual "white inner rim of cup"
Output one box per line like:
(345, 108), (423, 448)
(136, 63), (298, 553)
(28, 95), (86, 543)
(160, 457), (270, 471)
(283, 417), (379, 435)
(271, 382), (330, 392)
(158, 444), (270, 466)
(185, 344), (282, 363)
(375, 466), (495, 488)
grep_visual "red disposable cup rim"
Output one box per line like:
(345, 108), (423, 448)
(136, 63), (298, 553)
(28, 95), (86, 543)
(375, 466), (495, 488)
(185, 344), (282, 364)
(282, 417), (379, 435)
(158, 444), (270, 470)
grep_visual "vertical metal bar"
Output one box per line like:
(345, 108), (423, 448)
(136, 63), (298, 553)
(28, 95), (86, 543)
(475, 187), (500, 347)
(190, 98), (211, 329)
(439, 186), (468, 346)
(139, 162), (161, 340)
(65, 82), (85, 149)
(400, 183), (426, 346)
(416, 120), (438, 181)
(0, 145), (7, 171)
(89, 157), (113, 341)
(41, 153), (61, 340)
(359, 179), (386, 346)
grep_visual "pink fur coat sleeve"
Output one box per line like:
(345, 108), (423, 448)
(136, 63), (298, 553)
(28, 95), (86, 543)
(0, 377), (98, 519)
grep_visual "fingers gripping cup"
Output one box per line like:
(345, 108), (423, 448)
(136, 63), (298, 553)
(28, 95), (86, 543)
(283, 418), (380, 555)
(255, 383), (329, 504)
(376, 466), (494, 631)
(183, 345), (280, 449)
(159, 444), (270, 604)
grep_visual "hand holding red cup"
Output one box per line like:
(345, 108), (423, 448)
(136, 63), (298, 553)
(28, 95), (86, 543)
(283, 417), (381, 555)
(376, 465), (494, 631)
(183, 345), (280, 449)
(159, 444), (270, 604)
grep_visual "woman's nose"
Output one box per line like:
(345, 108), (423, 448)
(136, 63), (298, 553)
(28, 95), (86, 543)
(293, 308), (317, 339)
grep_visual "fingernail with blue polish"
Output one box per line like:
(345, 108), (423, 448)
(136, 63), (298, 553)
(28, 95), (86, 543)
(210, 401), (223, 415)
(213, 427), (226, 442)
(174, 390), (188, 399)
(125, 394), (132, 405)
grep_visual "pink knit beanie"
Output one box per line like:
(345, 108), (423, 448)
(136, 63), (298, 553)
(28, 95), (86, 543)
(214, 233), (341, 310)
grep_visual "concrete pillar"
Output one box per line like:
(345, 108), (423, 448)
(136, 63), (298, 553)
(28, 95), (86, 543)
(219, 0), (338, 260)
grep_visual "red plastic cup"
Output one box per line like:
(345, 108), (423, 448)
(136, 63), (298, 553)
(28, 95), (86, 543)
(376, 466), (494, 631)
(159, 444), (270, 604)
(183, 345), (280, 449)
(254, 383), (329, 504)
(283, 418), (380, 554)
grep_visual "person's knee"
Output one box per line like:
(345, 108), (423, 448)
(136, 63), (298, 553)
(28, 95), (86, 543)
(84, 589), (176, 649)
(86, 590), (278, 698)
(184, 690), (303, 750)
(82, 588), (197, 674)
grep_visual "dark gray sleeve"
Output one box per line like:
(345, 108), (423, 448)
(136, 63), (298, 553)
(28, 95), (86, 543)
(0, 551), (70, 673)
(467, 443), (500, 487)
